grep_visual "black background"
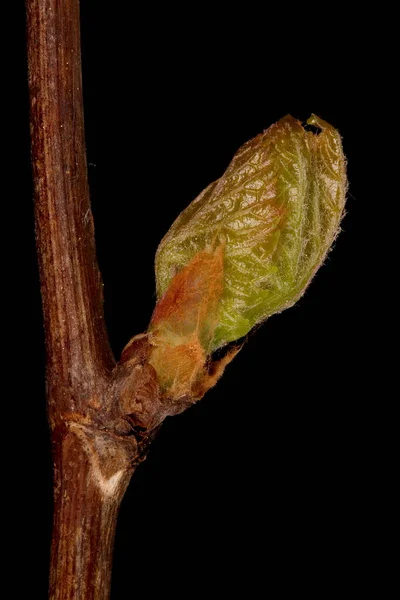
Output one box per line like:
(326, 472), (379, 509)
(17, 3), (383, 598)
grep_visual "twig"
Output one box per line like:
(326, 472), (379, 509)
(26, 1), (159, 597)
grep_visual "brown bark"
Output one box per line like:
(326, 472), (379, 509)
(26, 1), (164, 598)
(26, 0), (114, 423)
(49, 424), (133, 600)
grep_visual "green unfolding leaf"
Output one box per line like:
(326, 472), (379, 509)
(155, 114), (347, 351)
